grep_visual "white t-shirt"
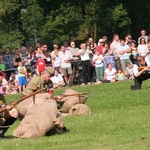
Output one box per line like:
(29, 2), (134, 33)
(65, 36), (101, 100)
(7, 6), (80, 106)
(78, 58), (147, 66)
(79, 49), (90, 60)
(105, 68), (116, 80)
(133, 64), (139, 76)
(137, 45), (148, 56)
(59, 51), (73, 68)
(117, 44), (130, 60)
(110, 41), (120, 56)
(69, 48), (80, 60)
(126, 66), (134, 76)
(51, 74), (64, 84)
(93, 54), (103, 67)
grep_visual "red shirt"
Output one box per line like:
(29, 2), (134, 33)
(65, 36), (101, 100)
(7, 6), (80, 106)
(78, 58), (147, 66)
(96, 45), (104, 54)
(36, 59), (46, 73)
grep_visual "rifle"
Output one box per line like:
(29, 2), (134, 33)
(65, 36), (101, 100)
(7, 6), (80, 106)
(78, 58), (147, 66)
(51, 92), (90, 101)
(0, 88), (46, 113)
(138, 66), (150, 71)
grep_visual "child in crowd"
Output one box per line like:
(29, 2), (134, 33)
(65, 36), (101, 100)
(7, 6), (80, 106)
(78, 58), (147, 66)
(5, 80), (18, 95)
(92, 50), (104, 84)
(125, 62), (134, 80)
(130, 40), (138, 64)
(17, 61), (27, 93)
(51, 70), (65, 89)
(36, 55), (46, 74)
(116, 68), (125, 81)
(9, 72), (19, 90)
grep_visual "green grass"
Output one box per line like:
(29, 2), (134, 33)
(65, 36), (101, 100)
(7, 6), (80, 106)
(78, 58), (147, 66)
(1, 80), (150, 150)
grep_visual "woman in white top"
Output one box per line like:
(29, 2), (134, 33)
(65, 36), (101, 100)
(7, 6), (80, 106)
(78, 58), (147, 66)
(104, 63), (116, 82)
(137, 37), (148, 57)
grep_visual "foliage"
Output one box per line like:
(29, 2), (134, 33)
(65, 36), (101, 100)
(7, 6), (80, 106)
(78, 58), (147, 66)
(0, 0), (150, 49)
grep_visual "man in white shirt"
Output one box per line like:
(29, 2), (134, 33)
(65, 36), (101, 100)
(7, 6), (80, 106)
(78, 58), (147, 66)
(69, 41), (80, 60)
(110, 33), (121, 69)
(59, 45), (73, 85)
(131, 56), (150, 90)
(78, 43), (93, 85)
(118, 39), (131, 72)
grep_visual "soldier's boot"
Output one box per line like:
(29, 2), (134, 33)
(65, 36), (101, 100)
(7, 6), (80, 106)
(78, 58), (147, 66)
(0, 117), (17, 138)
(55, 125), (67, 134)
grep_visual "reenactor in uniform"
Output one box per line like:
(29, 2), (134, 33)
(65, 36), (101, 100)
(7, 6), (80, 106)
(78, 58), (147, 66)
(23, 67), (54, 95)
(0, 94), (19, 138)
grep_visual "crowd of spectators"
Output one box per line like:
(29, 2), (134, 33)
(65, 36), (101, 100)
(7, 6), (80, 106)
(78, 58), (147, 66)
(0, 29), (150, 95)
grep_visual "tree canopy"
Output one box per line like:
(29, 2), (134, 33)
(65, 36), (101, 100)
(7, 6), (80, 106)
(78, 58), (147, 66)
(0, 0), (150, 50)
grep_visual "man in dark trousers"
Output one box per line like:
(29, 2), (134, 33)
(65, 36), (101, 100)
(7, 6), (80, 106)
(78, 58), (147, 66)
(131, 56), (150, 90)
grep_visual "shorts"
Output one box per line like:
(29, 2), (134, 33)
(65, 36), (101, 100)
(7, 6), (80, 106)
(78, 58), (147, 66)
(19, 76), (27, 86)
(61, 66), (72, 76)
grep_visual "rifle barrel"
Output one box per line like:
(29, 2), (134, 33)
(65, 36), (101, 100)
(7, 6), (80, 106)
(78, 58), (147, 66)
(0, 88), (46, 113)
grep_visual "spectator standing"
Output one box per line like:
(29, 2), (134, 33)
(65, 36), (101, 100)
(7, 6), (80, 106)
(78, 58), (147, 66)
(130, 40), (138, 65)
(35, 47), (46, 60)
(103, 43), (116, 70)
(137, 37), (149, 57)
(0, 55), (6, 71)
(92, 50), (104, 83)
(28, 52), (38, 74)
(3, 48), (14, 80)
(20, 46), (29, 67)
(78, 43), (93, 85)
(110, 33), (121, 69)
(13, 48), (23, 75)
(118, 39), (131, 73)
(125, 34), (132, 46)
(17, 61), (27, 93)
(59, 45), (73, 85)
(36, 55), (46, 74)
(96, 39), (105, 55)
(27, 46), (34, 59)
(138, 29), (148, 44)
(69, 41), (80, 61)
(51, 46), (61, 73)
(41, 44), (51, 66)
(87, 37), (97, 47)
(89, 42), (96, 82)
(64, 41), (71, 51)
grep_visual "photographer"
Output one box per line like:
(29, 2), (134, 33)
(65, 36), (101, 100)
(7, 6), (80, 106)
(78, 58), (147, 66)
(125, 34), (132, 46)
(131, 56), (150, 90)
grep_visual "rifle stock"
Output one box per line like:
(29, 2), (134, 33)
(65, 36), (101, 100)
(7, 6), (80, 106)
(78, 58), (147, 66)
(0, 88), (46, 113)
(52, 92), (89, 100)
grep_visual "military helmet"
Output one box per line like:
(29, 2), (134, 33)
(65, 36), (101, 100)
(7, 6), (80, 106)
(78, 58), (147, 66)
(45, 67), (54, 75)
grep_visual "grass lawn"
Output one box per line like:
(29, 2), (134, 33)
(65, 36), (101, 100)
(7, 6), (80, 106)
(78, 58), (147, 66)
(1, 79), (150, 150)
